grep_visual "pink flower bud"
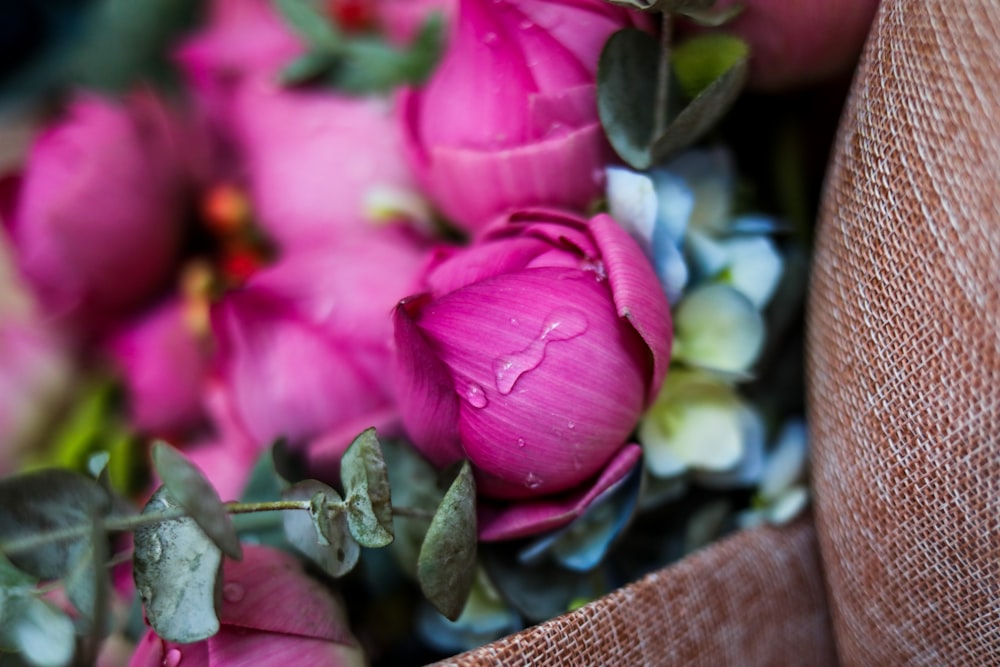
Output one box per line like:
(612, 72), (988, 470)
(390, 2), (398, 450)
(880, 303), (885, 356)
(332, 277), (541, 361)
(212, 227), (427, 454)
(129, 546), (366, 667)
(394, 209), (671, 536)
(1, 92), (187, 332)
(400, 0), (649, 233)
(106, 299), (210, 437)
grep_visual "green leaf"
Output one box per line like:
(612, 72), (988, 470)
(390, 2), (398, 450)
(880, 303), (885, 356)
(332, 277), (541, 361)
(672, 34), (749, 99)
(275, 0), (343, 49)
(0, 554), (36, 590)
(279, 51), (341, 86)
(152, 442), (242, 560)
(63, 517), (109, 637)
(649, 41), (748, 161)
(341, 429), (394, 549)
(282, 481), (359, 578)
(0, 470), (119, 581)
(597, 29), (660, 170)
(382, 440), (443, 577)
(0, 598), (75, 667)
(133, 487), (222, 644)
(417, 462), (477, 621)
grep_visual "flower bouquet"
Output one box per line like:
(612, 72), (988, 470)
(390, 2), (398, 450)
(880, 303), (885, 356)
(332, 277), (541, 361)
(3, 0), (959, 665)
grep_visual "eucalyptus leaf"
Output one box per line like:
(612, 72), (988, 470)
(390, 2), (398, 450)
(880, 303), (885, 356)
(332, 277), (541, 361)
(275, 0), (342, 49)
(63, 517), (109, 637)
(0, 598), (75, 667)
(597, 29), (659, 169)
(152, 442), (242, 560)
(133, 487), (222, 644)
(0, 470), (117, 581)
(650, 46), (747, 161)
(341, 429), (394, 549)
(382, 439), (444, 577)
(417, 462), (477, 621)
(672, 34), (749, 99)
(279, 51), (340, 87)
(282, 481), (359, 577)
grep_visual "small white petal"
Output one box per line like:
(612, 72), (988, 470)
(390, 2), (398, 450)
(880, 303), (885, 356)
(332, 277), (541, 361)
(364, 185), (432, 229)
(694, 405), (767, 489)
(606, 167), (658, 249)
(718, 236), (784, 308)
(766, 485), (809, 525)
(663, 149), (734, 235)
(649, 170), (695, 243)
(685, 229), (729, 279)
(760, 419), (809, 500)
(673, 284), (766, 374)
(654, 241), (689, 305)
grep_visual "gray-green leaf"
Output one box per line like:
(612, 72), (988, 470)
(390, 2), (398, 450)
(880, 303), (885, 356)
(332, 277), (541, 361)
(417, 462), (477, 621)
(63, 517), (109, 636)
(152, 442), (242, 560)
(275, 0), (342, 49)
(341, 429), (394, 549)
(0, 598), (75, 667)
(133, 487), (223, 644)
(597, 29), (660, 170)
(282, 481), (359, 577)
(0, 470), (118, 581)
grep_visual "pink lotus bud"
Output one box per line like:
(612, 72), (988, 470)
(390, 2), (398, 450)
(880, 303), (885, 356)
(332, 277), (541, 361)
(212, 227), (427, 453)
(129, 545), (366, 667)
(231, 82), (420, 249)
(1, 92), (187, 332)
(394, 209), (671, 536)
(693, 0), (880, 90)
(399, 0), (650, 233)
(106, 299), (211, 437)
(376, 0), (456, 44)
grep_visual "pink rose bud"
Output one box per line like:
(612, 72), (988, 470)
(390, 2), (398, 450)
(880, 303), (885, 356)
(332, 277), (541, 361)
(231, 82), (420, 249)
(106, 298), (211, 437)
(394, 210), (671, 511)
(376, 0), (456, 44)
(212, 226), (427, 453)
(1, 92), (186, 332)
(129, 545), (366, 667)
(399, 0), (649, 233)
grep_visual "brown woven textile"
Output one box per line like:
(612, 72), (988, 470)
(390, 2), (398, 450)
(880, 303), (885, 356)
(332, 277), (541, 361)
(435, 517), (835, 666)
(809, 1), (1000, 665)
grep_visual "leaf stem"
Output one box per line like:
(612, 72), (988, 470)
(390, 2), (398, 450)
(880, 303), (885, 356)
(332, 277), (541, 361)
(653, 11), (673, 139)
(224, 500), (311, 514)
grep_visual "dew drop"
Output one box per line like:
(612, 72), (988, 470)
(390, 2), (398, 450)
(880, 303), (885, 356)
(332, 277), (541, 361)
(524, 472), (543, 490)
(572, 455), (584, 471)
(493, 309), (589, 395)
(509, 317), (519, 326)
(163, 648), (182, 667)
(517, 438), (526, 448)
(223, 582), (245, 603)
(483, 32), (498, 45)
(519, 19), (534, 30)
(464, 383), (488, 408)
(567, 421), (576, 430)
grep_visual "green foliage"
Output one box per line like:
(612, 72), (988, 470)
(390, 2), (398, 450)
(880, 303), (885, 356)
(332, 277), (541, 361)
(282, 481), (360, 578)
(417, 462), (477, 621)
(341, 429), (394, 549)
(276, 0), (444, 94)
(133, 487), (223, 644)
(672, 34), (750, 99)
(152, 442), (242, 560)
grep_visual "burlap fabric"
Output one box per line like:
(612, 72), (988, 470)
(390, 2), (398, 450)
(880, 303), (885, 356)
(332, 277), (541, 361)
(446, 0), (999, 664)
(809, 0), (1000, 664)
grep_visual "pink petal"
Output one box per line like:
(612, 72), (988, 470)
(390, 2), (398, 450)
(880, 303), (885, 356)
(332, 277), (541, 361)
(208, 629), (365, 667)
(477, 444), (642, 541)
(392, 297), (464, 468)
(590, 213), (673, 402)
(219, 546), (359, 644)
(417, 268), (647, 498)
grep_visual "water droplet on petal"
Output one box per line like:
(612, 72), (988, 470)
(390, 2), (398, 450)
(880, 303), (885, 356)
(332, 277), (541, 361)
(572, 455), (584, 471)
(163, 648), (182, 667)
(483, 32), (498, 45)
(223, 582), (245, 603)
(567, 421), (576, 430)
(517, 438), (526, 448)
(519, 19), (534, 30)
(493, 310), (589, 394)
(464, 383), (488, 408)
(509, 317), (519, 326)
(524, 473), (543, 490)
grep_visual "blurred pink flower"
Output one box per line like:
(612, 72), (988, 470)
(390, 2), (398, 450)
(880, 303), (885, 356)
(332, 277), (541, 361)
(394, 209), (671, 537)
(399, 0), (648, 233)
(212, 226), (428, 460)
(694, 0), (880, 90)
(1, 91), (187, 333)
(106, 299), (211, 437)
(129, 545), (366, 667)
(376, 0), (456, 44)
(230, 82), (420, 249)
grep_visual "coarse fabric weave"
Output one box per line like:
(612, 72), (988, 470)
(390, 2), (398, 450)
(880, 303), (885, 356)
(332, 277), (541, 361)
(436, 517), (835, 666)
(809, 0), (1000, 665)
